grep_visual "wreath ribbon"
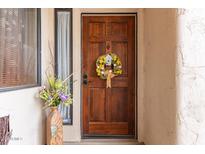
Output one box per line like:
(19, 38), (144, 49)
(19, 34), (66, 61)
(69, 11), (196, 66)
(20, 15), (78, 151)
(106, 70), (115, 88)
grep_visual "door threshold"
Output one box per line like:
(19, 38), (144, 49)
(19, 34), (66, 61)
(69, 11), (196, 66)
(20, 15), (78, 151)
(82, 134), (135, 139)
(64, 139), (143, 145)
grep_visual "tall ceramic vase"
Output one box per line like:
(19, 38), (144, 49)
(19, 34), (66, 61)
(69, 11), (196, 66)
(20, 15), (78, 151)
(46, 107), (63, 145)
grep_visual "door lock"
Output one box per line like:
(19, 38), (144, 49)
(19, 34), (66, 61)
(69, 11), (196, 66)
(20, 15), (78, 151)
(83, 73), (88, 85)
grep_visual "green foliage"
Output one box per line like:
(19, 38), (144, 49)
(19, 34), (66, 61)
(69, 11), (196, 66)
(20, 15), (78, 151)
(54, 79), (63, 89)
(38, 76), (73, 109)
(48, 77), (55, 89)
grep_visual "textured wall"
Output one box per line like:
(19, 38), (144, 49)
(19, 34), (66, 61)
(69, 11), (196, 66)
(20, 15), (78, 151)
(177, 9), (205, 144)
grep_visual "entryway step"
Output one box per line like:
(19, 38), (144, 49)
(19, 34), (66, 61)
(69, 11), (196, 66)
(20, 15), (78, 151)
(64, 139), (143, 145)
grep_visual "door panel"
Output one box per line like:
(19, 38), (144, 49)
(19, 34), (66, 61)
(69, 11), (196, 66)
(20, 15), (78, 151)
(112, 42), (128, 76)
(111, 22), (128, 40)
(82, 15), (136, 137)
(89, 88), (106, 122)
(110, 88), (128, 122)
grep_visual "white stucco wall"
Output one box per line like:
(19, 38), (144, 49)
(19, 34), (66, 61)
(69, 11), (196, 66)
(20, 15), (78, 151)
(0, 9), (54, 144)
(177, 9), (205, 144)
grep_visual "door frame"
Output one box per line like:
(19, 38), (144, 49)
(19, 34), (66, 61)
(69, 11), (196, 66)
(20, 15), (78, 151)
(80, 12), (138, 139)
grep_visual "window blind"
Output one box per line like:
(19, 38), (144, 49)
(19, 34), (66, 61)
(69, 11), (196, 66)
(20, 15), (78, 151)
(0, 9), (38, 89)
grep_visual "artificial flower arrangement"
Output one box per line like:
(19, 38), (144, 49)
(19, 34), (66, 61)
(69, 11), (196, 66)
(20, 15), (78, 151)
(37, 43), (73, 145)
(96, 52), (122, 88)
(38, 75), (73, 109)
(96, 52), (122, 79)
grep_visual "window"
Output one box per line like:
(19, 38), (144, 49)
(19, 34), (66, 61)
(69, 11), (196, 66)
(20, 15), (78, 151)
(0, 8), (41, 91)
(55, 9), (73, 125)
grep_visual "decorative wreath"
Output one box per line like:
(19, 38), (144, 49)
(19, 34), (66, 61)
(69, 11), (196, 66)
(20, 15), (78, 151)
(96, 52), (122, 80)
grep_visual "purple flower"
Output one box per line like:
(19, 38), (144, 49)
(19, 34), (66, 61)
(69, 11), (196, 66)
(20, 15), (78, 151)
(59, 93), (68, 102)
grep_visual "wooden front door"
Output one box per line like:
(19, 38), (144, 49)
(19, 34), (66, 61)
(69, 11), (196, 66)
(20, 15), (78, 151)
(82, 15), (136, 137)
